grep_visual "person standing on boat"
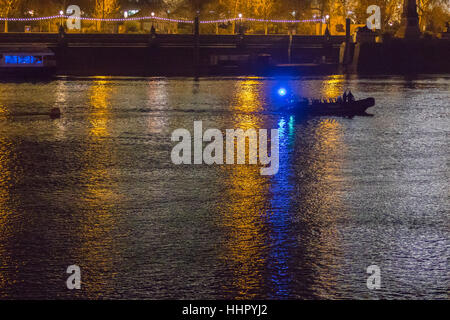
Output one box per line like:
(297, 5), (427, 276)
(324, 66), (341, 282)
(343, 91), (348, 102)
(348, 90), (355, 102)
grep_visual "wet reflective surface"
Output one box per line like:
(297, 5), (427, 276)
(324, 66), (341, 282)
(0, 75), (448, 299)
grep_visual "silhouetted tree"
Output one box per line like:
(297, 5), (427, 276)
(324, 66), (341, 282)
(0, 0), (21, 32)
(94, 0), (120, 31)
(417, 0), (448, 32)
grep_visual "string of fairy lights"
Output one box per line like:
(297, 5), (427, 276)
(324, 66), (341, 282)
(0, 14), (325, 24)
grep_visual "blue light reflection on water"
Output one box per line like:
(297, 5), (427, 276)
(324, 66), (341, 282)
(267, 116), (296, 298)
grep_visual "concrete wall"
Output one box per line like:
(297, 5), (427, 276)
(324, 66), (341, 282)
(353, 39), (450, 74)
(0, 33), (343, 76)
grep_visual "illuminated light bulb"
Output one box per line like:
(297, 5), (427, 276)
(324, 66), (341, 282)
(238, 13), (243, 19)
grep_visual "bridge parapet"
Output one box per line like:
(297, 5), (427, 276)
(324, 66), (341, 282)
(0, 33), (345, 48)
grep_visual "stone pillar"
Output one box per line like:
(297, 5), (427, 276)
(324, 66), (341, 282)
(396, 0), (421, 39)
(345, 18), (351, 44)
(194, 16), (200, 36)
(341, 18), (352, 65)
(194, 15), (200, 77)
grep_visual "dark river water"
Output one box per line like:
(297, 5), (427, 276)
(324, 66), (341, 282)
(0, 75), (448, 300)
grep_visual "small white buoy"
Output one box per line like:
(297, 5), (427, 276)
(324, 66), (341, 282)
(50, 108), (61, 119)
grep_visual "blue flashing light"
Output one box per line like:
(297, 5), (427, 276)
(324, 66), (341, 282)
(278, 88), (287, 97)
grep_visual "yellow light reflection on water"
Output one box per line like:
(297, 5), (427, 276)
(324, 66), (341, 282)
(221, 79), (271, 299)
(0, 104), (9, 120)
(89, 80), (112, 138)
(0, 137), (15, 293)
(232, 80), (265, 130)
(75, 80), (120, 298)
(320, 75), (346, 99)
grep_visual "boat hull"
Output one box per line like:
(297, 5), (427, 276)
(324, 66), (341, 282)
(295, 98), (375, 116)
(0, 67), (57, 81)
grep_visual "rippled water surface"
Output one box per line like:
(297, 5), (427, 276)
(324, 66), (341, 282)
(0, 75), (448, 299)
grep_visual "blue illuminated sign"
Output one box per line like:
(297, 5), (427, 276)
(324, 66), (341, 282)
(4, 55), (43, 65)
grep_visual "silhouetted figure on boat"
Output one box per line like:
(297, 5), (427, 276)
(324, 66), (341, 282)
(348, 90), (355, 102)
(343, 91), (348, 102)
